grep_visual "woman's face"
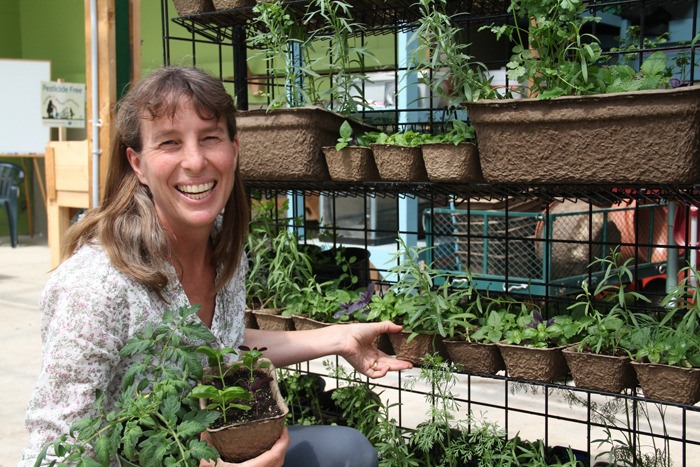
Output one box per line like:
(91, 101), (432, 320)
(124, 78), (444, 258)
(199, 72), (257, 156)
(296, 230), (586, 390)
(126, 98), (237, 238)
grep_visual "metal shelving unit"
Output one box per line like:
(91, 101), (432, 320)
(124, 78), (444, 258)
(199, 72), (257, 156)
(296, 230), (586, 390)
(162, 0), (700, 464)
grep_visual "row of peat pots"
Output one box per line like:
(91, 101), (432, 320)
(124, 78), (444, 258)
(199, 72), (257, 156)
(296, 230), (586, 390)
(237, 85), (700, 185)
(246, 309), (700, 407)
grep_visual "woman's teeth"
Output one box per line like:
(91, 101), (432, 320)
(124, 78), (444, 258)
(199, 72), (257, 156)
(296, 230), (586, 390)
(177, 182), (215, 200)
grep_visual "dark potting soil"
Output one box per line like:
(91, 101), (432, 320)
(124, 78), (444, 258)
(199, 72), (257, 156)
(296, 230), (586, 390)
(208, 368), (284, 429)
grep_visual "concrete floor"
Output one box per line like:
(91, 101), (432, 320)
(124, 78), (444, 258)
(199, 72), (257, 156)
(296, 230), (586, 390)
(0, 235), (51, 466)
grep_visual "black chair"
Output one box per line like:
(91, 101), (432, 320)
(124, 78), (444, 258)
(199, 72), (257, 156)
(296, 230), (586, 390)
(0, 162), (25, 248)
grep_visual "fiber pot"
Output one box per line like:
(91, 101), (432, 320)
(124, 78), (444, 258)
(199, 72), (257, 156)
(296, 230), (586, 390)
(237, 108), (372, 181)
(212, 0), (255, 9)
(497, 343), (569, 383)
(201, 359), (288, 463)
(467, 85), (700, 184)
(371, 144), (429, 182)
(171, 0), (214, 16)
(251, 308), (294, 332)
(323, 146), (380, 182)
(388, 331), (447, 366)
(443, 339), (505, 375)
(631, 361), (700, 405)
(563, 347), (638, 393)
(421, 142), (483, 183)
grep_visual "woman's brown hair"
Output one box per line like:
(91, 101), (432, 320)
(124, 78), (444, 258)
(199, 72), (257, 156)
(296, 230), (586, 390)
(62, 66), (249, 299)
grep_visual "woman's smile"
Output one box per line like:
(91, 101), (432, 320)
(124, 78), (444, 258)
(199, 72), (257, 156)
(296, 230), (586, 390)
(177, 181), (217, 200)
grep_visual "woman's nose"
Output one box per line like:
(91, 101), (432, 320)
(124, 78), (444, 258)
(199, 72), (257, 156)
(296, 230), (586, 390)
(182, 141), (207, 171)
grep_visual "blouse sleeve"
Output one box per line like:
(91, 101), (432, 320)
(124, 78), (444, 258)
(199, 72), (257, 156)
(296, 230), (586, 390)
(19, 247), (134, 466)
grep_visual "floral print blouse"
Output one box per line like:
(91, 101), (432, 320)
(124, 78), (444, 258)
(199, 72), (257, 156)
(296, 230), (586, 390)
(19, 242), (247, 466)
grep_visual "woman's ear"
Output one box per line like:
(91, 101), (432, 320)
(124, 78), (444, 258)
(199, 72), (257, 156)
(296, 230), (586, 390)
(232, 136), (239, 167)
(126, 147), (147, 185)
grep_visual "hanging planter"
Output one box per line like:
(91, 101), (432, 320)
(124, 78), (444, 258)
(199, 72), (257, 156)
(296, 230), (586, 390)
(443, 338), (505, 375)
(421, 142), (483, 183)
(237, 108), (373, 181)
(322, 146), (380, 182)
(631, 361), (700, 405)
(172, 0), (214, 16)
(467, 86), (700, 184)
(497, 343), (569, 383)
(212, 0), (255, 10)
(388, 331), (447, 366)
(371, 144), (429, 182)
(563, 347), (638, 393)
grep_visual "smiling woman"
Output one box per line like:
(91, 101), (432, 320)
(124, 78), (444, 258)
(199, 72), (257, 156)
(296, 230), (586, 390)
(21, 66), (411, 466)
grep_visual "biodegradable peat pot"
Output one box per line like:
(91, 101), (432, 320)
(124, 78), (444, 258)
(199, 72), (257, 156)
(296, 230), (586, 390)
(443, 339), (505, 375)
(563, 347), (637, 393)
(370, 144), (429, 182)
(201, 359), (288, 463)
(237, 108), (373, 181)
(388, 331), (447, 365)
(172, 0), (214, 15)
(467, 85), (700, 184)
(322, 146), (380, 182)
(631, 361), (700, 405)
(421, 142), (484, 183)
(212, 0), (255, 9)
(252, 308), (295, 331)
(497, 343), (569, 383)
(291, 314), (328, 331)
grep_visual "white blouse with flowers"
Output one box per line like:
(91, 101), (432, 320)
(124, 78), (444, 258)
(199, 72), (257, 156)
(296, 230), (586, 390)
(19, 242), (247, 466)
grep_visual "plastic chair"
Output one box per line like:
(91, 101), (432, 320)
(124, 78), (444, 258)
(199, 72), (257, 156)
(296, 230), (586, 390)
(0, 162), (25, 248)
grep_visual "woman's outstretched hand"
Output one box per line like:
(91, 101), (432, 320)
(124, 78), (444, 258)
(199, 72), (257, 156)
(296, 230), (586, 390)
(200, 427), (289, 467)
(341, 320), (413, 378)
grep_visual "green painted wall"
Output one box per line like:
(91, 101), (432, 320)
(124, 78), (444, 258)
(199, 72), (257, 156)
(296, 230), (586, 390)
(0, 0), (21, 58)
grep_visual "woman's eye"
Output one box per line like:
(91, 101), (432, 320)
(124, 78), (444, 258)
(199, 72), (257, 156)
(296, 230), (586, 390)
(160, 140), (179, 148)
(202, 135), (221, 143)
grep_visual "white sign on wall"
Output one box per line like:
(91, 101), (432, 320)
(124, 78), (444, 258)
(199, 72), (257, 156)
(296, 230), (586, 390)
(41, 81), (86, 128)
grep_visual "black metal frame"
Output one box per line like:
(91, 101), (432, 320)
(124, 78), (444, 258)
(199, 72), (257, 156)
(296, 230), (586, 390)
(161, 0), (700, 464)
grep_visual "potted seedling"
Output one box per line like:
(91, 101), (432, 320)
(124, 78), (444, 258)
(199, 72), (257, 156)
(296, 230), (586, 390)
(468, 0), (700, 184)
(563, 249), (647, 393)
(250, 229), (315, 331)
(322, 120), (380, 182)
(368, 239), (474, 365)
(366, 130), (429, 182)
(443, 293), (527, 376)
(418, 120), (483, 184)
(192, 346), (288, 463)
(625, 267), (700, 405)
(496, 308), (583, 383)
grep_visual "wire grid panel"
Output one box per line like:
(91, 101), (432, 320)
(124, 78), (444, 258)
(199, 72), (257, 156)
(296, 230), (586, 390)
(424, 203), (668, 295)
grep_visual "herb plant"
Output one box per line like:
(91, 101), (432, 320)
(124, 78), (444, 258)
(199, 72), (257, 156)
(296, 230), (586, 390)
(248, 1), (320, 108)
(409, 0), (495, 104)
(378, 238), (476, 341)
(504, 309), (584, 348)
(482, 0), (677, 98)
(304, 0), (375, 113)
(568, 248), (651, 355)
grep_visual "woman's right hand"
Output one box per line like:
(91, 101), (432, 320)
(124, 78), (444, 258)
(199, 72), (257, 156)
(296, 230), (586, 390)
(199, 427), (289, 467)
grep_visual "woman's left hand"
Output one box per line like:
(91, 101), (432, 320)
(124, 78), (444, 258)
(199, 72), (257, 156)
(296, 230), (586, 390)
(340, 320), (413, 378)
